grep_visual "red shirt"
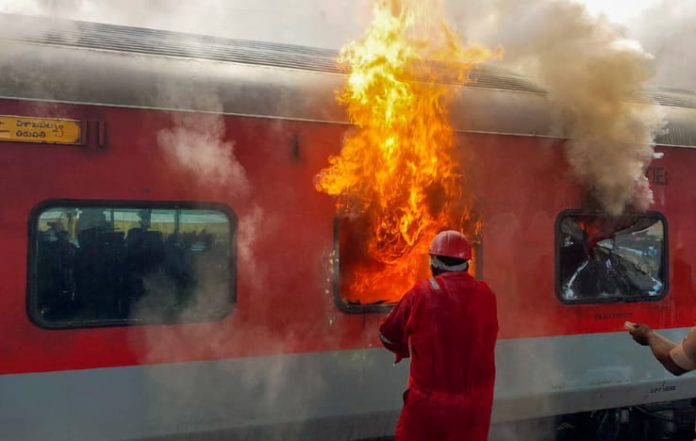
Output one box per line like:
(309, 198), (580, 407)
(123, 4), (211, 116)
(380, 271), (498, 395)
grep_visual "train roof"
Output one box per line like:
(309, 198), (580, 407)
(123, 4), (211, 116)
(0, 13), (694, 147)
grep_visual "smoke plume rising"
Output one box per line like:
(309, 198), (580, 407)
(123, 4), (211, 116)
(626, 0), (696, 92)
(516, 1), (664, 215)
(447, 0), (666, 215)
(157, 112), (249, 194)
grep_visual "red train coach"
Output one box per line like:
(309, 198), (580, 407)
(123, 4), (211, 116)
(1, 14), (696, 441)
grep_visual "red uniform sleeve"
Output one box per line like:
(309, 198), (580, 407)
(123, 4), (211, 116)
(482, 281), (499, 336)
(379, 288), (416, 363)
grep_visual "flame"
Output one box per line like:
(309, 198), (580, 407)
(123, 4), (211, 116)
(316, 0), (497, 303)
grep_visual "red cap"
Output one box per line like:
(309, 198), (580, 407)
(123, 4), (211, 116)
(428, 230), (472, 260)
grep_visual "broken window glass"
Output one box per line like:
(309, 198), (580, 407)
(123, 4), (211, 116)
(556, 211), (667, 303)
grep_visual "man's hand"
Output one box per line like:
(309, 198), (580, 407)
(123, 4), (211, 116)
(625, 321), (688, 375)
(625, 321), (652, 346)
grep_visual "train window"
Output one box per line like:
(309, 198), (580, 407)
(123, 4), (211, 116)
(28, 201), (236, 328)
(334, 217), (482, 313)
(556, 210), (667, 304)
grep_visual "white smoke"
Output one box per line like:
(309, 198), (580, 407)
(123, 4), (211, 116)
(157, 112), (250, 194)
(515, 1), (664, 215)
(3, 0), (692, 92)
(0, 0), (372, 49)
(627, 0), (696, 91)
(237, 203), (266, 277)
(444, 0), (695, 88)
(447, 0), (667, 215)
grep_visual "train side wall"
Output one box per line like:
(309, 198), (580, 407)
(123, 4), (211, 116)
(1, 98), (696, 438)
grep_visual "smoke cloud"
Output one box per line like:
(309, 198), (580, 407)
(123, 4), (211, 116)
(627, 0), (696, 91)
(516, 1), (664, 216)
(448, 0), (667, 215)
(3, 0), (694, 94)
(157, 112), (249, 194)
(0, 0), (373, 49)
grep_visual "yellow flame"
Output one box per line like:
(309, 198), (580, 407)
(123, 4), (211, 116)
(316, 0), (497, 303)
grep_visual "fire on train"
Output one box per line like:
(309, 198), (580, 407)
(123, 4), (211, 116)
(2, 14), (696, 441)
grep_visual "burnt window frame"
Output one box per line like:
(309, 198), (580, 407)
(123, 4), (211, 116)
(332, 218), (484, 313)
(554, 209), (669, 305)
(27, 199), (237, 329)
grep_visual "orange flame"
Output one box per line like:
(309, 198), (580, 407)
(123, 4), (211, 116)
(316, 0), (496, 303)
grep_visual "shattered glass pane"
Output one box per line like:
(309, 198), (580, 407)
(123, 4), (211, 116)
(558, 213), (666, 303)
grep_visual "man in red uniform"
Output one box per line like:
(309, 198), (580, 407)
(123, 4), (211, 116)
(380, 230), (498, 441)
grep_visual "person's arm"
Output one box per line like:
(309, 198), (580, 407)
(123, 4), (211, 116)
(379, 289), (415, 363)
(626, 322), (689, 376)
(646, 332), (687, 376)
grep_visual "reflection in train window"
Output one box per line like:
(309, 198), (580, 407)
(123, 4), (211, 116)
(556, 211), (667, 304)
(29, 201), (236, 328)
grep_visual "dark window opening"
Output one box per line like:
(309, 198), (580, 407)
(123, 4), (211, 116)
(334, 217), (482, 313)
(29, 201), (236, 328)
(556, 210), (667, 304)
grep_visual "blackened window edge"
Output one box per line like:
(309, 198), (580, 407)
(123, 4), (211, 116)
(554, 209), (669, 305)
(332, 218), (390, 314)
(333, 218), (485, 314)
(26, 198), (238, 330)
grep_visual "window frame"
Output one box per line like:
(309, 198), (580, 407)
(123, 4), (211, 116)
(554, 209), (669, 305)
(27, 199), (238, 330)
(332, 218), (484, 313)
